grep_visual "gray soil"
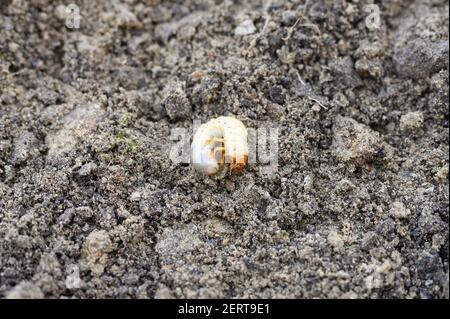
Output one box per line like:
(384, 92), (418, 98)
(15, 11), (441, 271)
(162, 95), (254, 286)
(0, 0), (448, 299)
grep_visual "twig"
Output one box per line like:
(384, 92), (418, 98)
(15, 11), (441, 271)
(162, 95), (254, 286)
(283, 20), (322, 41)
(294, 70), (328, 110)
(282, 18), (300, 41)
(246, 0), (272, 54)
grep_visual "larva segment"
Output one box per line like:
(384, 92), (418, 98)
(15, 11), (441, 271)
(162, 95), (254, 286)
(191, 116), (249, 175)
(191, 123), (223, 175)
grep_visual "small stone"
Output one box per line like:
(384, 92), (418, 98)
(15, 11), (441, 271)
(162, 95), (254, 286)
(418, 209), (446, 236)
(65, 264), (81, 289)
(130, 191), (141, 202)
(361, 231), (379, 251)
(154, 285), (175, 299)
(311, 104), (321, 112)
(355, 57), (384, 78)
(355, 40), (382, 59)
(399, 111), (424, 133)
(327, 230), (344, 250)
(81, 230), (113, 275)
(333, 92), (349, 107)
(269, 85), (285, 105)
(38, 253), (61, 275)
(303, 175), (314, 191)
(328, 56), (362, 88)
(191, 70), (205, 81)
(225, 180), (235, 192)
(1, 16), (14, 31)
(393, 39), (448, 79)
(389, 201), (411, 219)
(8, 42), (19, 52)
(124, 90), (164, 120)
(5, 281), (44, 299)
(46, 104), (105, 166)
(58, 208), (75, 225)
(278, 47), (297, 64)
(75, 206), (94, 220)
(163, 81), (191, 121)
(10, 132), (39, 165)
(115, 3), (141, 28)
(78, 162), (97, 176)
(337, 39), (349, 55)
(435, 165), (448, 182)
(192, 74), (222, 105)
(54, 4), (66, 20)
(234, 20), (256, 36)
(332, 116), (390, 165)
(296, 48), (315, 63)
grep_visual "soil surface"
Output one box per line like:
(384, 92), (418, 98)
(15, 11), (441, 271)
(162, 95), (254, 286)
(0, 0), (448, 298)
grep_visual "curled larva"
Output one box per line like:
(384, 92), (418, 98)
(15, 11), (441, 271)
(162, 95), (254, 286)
(191, 116), (249, 175)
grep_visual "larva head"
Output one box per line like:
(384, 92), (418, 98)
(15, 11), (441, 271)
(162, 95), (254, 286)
(229, 155), (248, 172)
(192, 143), (221, 175)
(191, 125), (224, 175)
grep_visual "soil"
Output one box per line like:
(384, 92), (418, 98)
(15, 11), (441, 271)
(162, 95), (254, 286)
(0, 0), (448, 298)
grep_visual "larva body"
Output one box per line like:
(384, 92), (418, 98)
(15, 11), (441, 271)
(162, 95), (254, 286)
(191, 116), (249, 175)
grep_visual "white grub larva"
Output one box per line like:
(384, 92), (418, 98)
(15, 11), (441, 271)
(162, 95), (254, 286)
(191, 116), (249, 175)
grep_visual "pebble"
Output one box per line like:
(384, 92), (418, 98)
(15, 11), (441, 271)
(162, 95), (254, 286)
(234, 20), (256, 36)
